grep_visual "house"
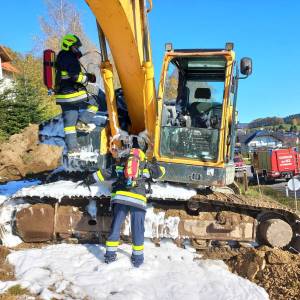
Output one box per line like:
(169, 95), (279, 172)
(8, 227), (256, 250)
(241, 130), (284, 153)
(0, 45), (19, 92)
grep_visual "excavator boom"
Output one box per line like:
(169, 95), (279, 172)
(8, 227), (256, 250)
(86, 0), (156, 142)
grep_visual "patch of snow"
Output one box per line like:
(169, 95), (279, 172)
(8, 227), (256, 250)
(86, 199), (97, 219)
(150, 182), (197, 200)
(0, 195), (7, 205)
(3, 241), (268, 300)
(0, 198), (28, 247)
(144, 206), (180, 239)
(0, 180), (41, 247)
(13, 180), (112, 201)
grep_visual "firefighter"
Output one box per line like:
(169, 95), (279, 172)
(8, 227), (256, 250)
(55, 34), (98, 155)
(82, 138), (165, 267)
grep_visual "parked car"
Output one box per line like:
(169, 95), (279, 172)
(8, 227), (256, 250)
(234, 156), (246, 171)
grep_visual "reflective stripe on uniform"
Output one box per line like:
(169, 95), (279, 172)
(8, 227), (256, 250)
(132, 249), (144, 255)
(76, 72), (87, 84)
(96, 170), (104, 181)
(112, 195), (147, 209)
(115, 191), (146, 202)
(116, 166), (124, 175)
(132, 244), (144, 256)
(106, 240), (119, 247)
(61, 70), (70, 80)
(55, 90), (88, 103)
(143, 168), (150, 178)
(93, 170), (104, 182)
(106, 246), (117, 252)
(106, 241), (119, 252)
(64, 126), (76, 134)
(87, 105), (98, 113)
(132, 244), (144, 251)
(159, 166), (166, 178)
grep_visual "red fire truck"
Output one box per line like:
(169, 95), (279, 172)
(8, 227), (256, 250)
(251, 148), (300, 182)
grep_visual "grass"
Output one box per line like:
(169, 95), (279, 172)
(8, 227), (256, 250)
(0, 285), (31, 300)
(241, 183), (298, 211)
(5, 285), (28, 296)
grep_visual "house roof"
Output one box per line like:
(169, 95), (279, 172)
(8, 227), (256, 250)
(0, 46), (12, 62)
(244, 130), (284, 145)
(1, 62), (19, 74)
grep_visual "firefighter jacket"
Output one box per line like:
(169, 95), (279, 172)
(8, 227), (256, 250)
(93, 158), (165, 211)
(55, 50), (89, 104)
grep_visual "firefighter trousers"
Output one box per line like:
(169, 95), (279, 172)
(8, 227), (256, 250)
(61, 97), (98, 151)
(106, 203), (145, 256)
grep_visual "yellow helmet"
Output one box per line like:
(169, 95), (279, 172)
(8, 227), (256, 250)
(61, 34), (82, 51)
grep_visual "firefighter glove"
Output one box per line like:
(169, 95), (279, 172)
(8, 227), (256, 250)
(79, 174), (96, 191)
(86, 73), (96, 83)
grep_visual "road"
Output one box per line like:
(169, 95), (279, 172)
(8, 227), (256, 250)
(266, 179), (300, 198)
(235, 166), (300, 198)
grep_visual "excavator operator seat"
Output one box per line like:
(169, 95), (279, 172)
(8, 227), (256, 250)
(189, 87), (213, 128)
(194, 87), (211, 100)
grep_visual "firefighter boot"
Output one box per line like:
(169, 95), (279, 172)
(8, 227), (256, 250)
(131, 254), (144, 268)
(104, 251), (117, 264)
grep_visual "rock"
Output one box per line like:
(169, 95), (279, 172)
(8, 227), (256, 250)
(0, 124), (62, 182)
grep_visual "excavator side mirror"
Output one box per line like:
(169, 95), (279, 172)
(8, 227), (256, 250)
(240, 57), (252, 76)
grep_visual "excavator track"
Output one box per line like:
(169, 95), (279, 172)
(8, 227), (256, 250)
(7, 182), (300, 253)
(150, 191), (300, 252)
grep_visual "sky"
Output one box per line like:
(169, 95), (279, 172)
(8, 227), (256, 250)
(1, 0), (299, 123)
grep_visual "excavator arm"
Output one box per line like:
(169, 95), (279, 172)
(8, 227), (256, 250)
(85, 0), (156, 148)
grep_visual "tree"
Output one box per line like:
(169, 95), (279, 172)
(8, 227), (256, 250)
(164, 69), (178, 100)
(0, 76), (43, 137)
(14, 53), (60, 120)
(36, 0), (103, 86)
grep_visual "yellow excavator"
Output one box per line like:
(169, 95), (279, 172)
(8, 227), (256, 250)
(13, 0), (300, 252)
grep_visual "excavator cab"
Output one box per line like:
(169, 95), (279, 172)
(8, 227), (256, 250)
(155, 44), (252, 187)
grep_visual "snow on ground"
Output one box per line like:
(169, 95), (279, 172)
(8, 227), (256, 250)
(12, 180), (196, 201)
(1, 241), (268, 300)
(150, 182), (197, 200)
(13, 180), (112, 200)
(0, 180), (41, 247)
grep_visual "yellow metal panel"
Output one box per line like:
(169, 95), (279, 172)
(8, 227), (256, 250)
(100, 127), (109, 155)
(86, 0), (156, 136)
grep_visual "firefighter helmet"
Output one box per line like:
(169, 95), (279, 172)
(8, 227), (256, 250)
(61, 34), (82, 51)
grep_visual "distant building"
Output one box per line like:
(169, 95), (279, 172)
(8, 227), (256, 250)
(0, 45), (18, 92)
(241, 130), (283, 153)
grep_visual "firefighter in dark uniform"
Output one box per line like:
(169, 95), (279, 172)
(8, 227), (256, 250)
(55, 34), (98, 154)
(83, 139), (165, 267)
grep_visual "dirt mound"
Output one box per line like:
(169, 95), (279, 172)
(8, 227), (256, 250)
(201, 247), (300, 300)
(0, 125), (62, 183)
(0, 246), (15, 281)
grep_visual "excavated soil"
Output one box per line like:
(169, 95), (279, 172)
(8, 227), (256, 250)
(0, 124), (62, 183)
(0, 246), (15, 281)
(200, 247), (300, 300)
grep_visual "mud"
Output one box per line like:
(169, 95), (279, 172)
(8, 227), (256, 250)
(0, 246), (15, 281)
(0, 124), (62, 183)
(200, 246), (300, 300)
